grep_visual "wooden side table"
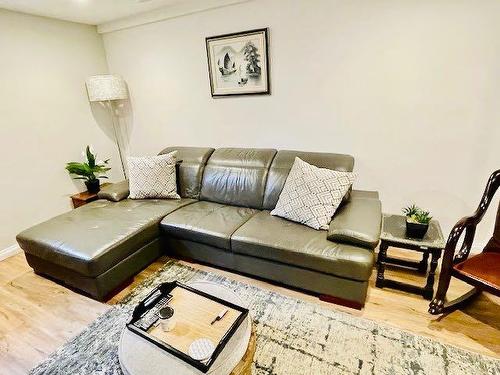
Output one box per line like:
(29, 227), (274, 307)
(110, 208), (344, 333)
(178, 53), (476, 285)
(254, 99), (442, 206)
(376, 214), (445, 300)
(70, 183), (110, 208)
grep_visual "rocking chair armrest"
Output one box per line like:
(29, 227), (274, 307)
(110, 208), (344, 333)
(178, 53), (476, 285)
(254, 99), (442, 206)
(442, 216), (477, 266)
(454, 222), (478, 264)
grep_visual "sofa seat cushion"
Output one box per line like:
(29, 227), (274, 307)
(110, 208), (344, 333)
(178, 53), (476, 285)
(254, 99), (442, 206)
(231, 211), (374, 281)
(16, 198), (195, 277)
(160, 201), (258, 250)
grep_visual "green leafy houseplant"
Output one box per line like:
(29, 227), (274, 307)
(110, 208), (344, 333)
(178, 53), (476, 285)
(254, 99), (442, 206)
(402, 204), (419, 218)
(413, 210), (432, 225)
(402, 204), (432, 238)
(66, 146), (110, 193)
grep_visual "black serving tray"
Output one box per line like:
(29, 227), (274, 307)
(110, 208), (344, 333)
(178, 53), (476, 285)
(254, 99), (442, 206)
(126, 281), (249, 373)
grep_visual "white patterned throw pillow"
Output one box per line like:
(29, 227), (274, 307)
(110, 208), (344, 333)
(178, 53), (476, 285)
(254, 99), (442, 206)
(271, 157), (356, 230)
(128, 152), (180, 199)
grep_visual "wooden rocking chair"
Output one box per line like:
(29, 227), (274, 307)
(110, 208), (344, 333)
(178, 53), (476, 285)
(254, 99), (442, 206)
(428, 169), (500, 315)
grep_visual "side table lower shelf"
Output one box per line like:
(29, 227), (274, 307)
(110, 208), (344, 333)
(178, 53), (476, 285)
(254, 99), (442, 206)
(376, 241), (442, 300)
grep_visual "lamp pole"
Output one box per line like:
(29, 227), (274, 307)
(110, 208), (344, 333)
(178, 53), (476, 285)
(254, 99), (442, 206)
(107, 100), (127, 179)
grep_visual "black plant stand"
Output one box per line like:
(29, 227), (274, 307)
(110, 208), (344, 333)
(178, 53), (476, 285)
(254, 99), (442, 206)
(376, 214), (445, 300)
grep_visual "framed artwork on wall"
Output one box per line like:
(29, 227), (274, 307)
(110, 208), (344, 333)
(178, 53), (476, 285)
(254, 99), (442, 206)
(206, 28), (270, 97)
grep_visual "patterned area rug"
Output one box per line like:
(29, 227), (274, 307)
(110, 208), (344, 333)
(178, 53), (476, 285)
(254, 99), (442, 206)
(30, 261), (499, 375)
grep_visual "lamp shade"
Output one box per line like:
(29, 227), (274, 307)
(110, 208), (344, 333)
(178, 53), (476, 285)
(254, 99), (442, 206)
(86, 74), (128, 102)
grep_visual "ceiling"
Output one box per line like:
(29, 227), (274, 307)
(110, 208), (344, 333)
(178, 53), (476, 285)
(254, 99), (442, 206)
(0, 0), (191, 25)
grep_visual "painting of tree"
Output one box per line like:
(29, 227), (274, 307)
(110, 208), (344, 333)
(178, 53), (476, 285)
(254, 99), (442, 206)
(243, 41), (261, 77)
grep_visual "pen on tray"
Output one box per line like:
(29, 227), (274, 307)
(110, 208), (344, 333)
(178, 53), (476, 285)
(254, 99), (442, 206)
(210, 309), (228, 325)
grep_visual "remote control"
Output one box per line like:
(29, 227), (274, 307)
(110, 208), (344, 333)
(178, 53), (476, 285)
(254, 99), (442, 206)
(134, 295), (172, 331)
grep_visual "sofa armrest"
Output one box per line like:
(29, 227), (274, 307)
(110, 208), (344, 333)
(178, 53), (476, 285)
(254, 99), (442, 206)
(328, 192), (382, 249)
(97, 180), (129, 202)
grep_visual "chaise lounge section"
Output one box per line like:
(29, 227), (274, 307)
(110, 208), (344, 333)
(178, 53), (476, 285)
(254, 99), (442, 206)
(16, 146), (382, 308)
(17, 198), (196, 300)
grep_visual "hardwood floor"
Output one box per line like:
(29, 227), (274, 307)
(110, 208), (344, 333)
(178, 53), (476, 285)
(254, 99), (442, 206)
(0, 249), (498, 374)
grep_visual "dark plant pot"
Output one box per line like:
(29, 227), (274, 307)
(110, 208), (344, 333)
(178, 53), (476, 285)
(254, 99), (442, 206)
(85, 179), (100, 194)
(406, 220), (429, 239)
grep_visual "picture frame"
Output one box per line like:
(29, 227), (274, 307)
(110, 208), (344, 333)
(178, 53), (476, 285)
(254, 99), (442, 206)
(206, 28), (270, 97)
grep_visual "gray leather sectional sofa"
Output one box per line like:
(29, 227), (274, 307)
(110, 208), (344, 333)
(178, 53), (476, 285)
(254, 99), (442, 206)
(16, 147), (382, 308)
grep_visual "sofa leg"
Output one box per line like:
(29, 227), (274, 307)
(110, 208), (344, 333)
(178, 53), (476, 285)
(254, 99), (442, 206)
(319, 294), (364, 310)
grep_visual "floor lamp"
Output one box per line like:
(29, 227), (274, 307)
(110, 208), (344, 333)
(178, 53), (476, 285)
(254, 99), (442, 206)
(85, 74), (129, 179)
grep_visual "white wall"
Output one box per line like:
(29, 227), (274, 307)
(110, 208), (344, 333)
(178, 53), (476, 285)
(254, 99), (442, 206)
(102, 0), (500, 247)
(0, 9), (122, 251)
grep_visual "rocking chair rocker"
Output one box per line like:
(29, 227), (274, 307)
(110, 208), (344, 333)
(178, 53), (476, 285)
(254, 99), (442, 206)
(428, 169), (500, 315)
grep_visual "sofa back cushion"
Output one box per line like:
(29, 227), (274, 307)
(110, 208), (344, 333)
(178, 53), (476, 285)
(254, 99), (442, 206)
(200, 148), (277, 209)
(263, 150), (355, 210)
(159, 146), (214, 199)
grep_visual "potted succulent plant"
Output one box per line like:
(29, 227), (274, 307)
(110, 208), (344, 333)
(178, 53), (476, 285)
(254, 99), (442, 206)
(402, 204), (432, 239)
(65, 146), (111, 193)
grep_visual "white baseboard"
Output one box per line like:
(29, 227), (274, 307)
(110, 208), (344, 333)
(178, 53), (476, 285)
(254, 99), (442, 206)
(0, 244), (21, 262)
